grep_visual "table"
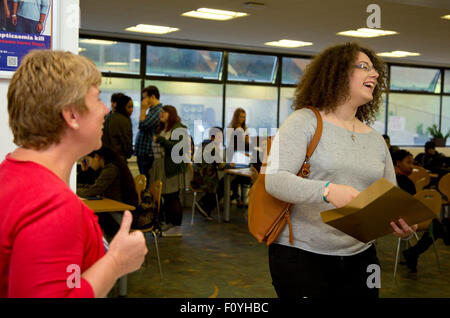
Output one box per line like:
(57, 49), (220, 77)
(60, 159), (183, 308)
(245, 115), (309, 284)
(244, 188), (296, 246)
(80, 197), (136, 213)
(223, 168), (253, 222)
(80, 197), (135, 297)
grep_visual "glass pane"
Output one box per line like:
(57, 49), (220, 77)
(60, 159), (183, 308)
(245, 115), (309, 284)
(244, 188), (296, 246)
(99, 77), (142, 145)
(282, 57), (310, 85)
(225, 84), (278, 140)
(373, 93), (386, 134)
(79, 39), (140, 74)
(145, 80), (223, 145)
(146, 46), (223, 79)
(441, 97), (450, 146)
(227, 53), (277, 83)
(387, 93), (440, 146)
(445, 69), (450, 93)
(279, 87), (296, 125)
(390, 66), (441, 93)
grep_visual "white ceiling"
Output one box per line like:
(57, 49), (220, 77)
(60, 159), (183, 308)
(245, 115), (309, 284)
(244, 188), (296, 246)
(79, 0), (450, 67)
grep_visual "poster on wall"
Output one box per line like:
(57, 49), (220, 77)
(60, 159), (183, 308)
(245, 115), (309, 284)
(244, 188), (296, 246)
(0, 0), (52, 74)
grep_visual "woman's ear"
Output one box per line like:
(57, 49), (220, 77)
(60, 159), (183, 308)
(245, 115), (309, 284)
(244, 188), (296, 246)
(61, 107), (80, 130)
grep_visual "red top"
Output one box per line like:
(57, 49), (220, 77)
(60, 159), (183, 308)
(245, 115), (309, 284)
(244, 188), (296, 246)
(0, 155), (105, 298)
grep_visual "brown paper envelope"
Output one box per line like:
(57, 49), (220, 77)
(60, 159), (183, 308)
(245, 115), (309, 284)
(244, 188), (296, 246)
(321, 178), (436, 243)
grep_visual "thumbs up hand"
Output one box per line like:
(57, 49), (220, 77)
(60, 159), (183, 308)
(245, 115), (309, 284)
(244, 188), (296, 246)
(107, 211), (148, 277)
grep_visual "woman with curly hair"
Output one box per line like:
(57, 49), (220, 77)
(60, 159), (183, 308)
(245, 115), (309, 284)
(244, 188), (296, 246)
(265, 42), (417, 299)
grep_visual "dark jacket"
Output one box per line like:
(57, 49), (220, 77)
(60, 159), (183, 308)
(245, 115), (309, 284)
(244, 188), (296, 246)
(156, 122), (189, 179)
(102, 112), (133, 159)
(77, 163), (122, 202)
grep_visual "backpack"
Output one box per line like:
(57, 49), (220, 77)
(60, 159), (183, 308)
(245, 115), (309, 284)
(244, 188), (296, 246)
(132, 189), (159, 230)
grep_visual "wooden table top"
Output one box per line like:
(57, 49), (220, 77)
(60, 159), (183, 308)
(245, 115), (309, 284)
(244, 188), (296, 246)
(80, 197), (136, 213)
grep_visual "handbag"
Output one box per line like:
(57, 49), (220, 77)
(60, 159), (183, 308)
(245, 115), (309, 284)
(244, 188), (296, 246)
(247, 106), (323, 245)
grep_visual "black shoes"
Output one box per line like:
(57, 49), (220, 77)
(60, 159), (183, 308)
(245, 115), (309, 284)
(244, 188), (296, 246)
(402, 249), (418, 273)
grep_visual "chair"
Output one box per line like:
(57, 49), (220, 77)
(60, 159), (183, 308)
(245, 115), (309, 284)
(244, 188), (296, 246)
(409, 165), (430, 186)
(393, 189), (442, 279)
(136, 180), (163, 281)
(190, 186), (221, 224)
(134, 174), (147, 204)
(438, 173), (450, 219)
(414, 176), (428, 193)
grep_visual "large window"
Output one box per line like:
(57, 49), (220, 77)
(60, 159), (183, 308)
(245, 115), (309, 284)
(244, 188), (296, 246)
(146, 80), (223, 145)
(227, 53), (277, 83)
(279, 87), (296, 125)
(282, 57), (310, 85)
(445, 69), (450, 93)
(79, 36), (450, 147)
(146, 46), (223, 80)
(225, 85), (277, 138)
(372, 93), (387, 134)
(390, 66), (441, 93)
(441, 97), (450, 146)
(99, 77), (142, 144)
(387, 93), (440, 146)
(79, 39), (140, 74)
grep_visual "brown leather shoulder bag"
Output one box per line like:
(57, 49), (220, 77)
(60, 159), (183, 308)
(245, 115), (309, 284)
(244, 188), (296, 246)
(248, 106), (323, 245)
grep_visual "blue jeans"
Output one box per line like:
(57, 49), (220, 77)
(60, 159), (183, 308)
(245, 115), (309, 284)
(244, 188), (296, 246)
(16, 16), (39, 34)
(137, 155), (154, 188)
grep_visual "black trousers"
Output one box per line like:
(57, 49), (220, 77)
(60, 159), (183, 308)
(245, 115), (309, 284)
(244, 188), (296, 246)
(162, 191), (183, 226)
(198, 178), (225, 214)
(269, 243), (380, 299)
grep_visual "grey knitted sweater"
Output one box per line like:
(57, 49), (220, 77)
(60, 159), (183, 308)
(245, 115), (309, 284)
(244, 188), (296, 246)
(265, 108), (396, 256)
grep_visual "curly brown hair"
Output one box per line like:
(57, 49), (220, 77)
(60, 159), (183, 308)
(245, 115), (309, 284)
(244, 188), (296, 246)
(292, 42), (387, 124)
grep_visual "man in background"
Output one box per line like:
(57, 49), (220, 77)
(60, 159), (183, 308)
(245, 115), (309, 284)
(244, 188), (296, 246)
(134, 85), (162, 187)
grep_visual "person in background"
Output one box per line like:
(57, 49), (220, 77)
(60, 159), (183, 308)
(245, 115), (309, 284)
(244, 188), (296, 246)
(0, 50), (146, 298)
(382, 134), (399, 157)
(104, 92), (125, 120)
(11, 0), (49, 34)
(77, 146), (139, 238)
(393, 149), (416, 195)
(135, 85), (162, 188)
(151, 105), (189, 237)
(265, 42), (417, 299)
(191, 127), (228, 220)
(102, 94), (134, 160)
(414, 141), (446, 172)
(227, 107), (251, 207)
(0, 0), (15, 31)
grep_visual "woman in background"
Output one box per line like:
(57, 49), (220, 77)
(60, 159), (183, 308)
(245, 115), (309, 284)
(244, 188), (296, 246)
(151, 105), (189, 237)
(227, 107), (251, 207)
(102, 94), (134, 160)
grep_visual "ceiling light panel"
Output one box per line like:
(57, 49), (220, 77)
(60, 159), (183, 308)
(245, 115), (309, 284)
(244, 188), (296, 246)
(337, 28), (398, 38)
(182, 8), (248, 21)
(125, 24), (179, 34)
(377, 51), (420, 58)
(265, 39), (313, 48)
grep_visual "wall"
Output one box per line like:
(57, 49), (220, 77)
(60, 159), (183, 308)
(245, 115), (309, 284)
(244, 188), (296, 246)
(0, 0), (80, 190)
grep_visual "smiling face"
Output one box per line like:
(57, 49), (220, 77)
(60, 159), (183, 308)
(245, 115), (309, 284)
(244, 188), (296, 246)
(348, 51), (380, 106)
(77, 85), (109, 151)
